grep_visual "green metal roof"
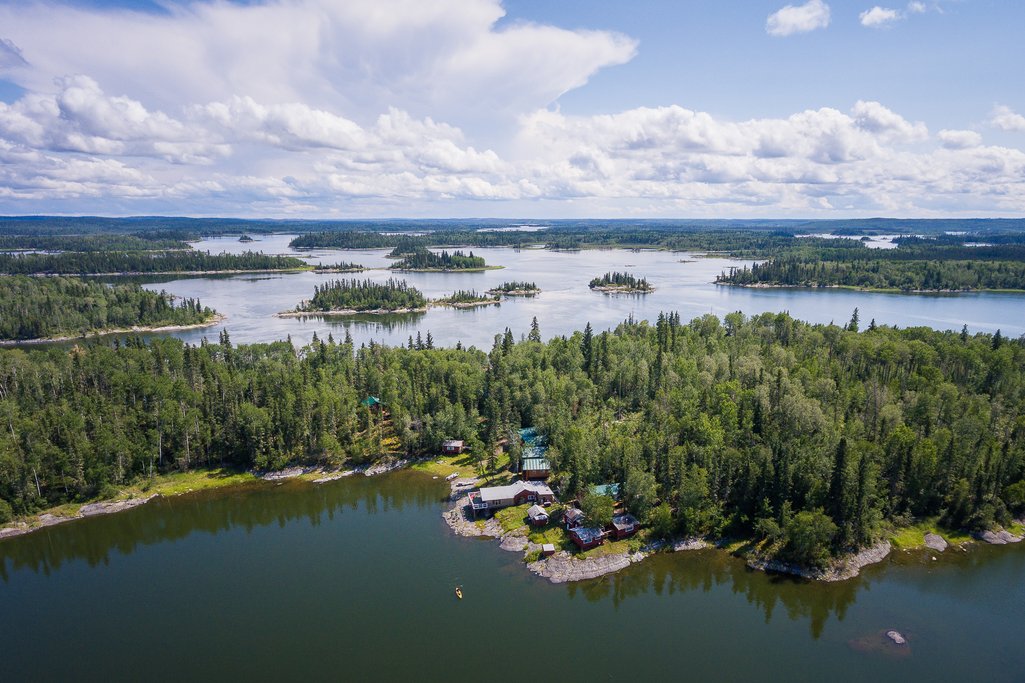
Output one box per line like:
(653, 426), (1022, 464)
(360, 396), (382, 407)
(590, 483), (621, 499)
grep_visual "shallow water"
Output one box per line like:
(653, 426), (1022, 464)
(119, 234), (1025, 350)
(1, 473), (1023, 682)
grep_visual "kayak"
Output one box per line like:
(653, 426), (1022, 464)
(455, 587), (463, 599)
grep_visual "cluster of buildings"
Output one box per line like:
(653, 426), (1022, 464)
(451, 427), (640, 553)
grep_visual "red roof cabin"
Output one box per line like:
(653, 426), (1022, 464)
(442, 440), (466, 455)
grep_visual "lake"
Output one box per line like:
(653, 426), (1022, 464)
(2, 472), (1023, 682)
(123, 233), (1025, 350)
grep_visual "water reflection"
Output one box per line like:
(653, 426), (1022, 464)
(567, 550), (859, 638)
(0, 473), (438, 581)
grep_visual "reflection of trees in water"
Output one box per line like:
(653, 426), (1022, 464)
(0, 473), (440, 582)
(302, 312), (428, 334)
(565, 551), (860, 639)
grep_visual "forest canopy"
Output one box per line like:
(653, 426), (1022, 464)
(1, 313), (1023, 567)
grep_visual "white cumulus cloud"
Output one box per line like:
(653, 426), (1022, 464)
(938, 129), (982, 149)
(860, 7), (902, 28)
(766, 0), (831, 37)
(990, 105), (1025, 132)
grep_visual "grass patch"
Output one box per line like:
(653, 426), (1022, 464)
(889, 517), (973, 549)
(121, 468), (257, 499)
(493, 504), (531, 533)
(578, 530), (651, 559)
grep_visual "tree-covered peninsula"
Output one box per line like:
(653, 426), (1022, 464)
(0, 250), (309, 275)
(718, 258), (1025, 291)
(2, 312), (1023, 568)
(0, 276), (216, 342)
(288, 278), (427, 314)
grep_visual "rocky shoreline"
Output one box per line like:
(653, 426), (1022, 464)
(440, 478), (1025, 584)
(0, 458), (415, 542)
(0, 495), (158, 540)
(277, 307), (427, 318)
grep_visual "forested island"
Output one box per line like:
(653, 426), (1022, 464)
(0, 276), (217, 342)
(2, 312), (1023, 573)
(284, 278), (427, 315)
(432, 290), (500, 308)
(0, 250), (310, 275)
(487, 281), (540, 296)
(313, 261), (366, 273)
(390, 248), (494, 272)
(589, 271), (653, 293)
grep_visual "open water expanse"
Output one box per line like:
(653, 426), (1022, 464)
(2, 473), (1024, 682)
(122, 233), (1025, 349)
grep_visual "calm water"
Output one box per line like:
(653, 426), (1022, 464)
(1, 472), (1024, 682)
(123, 233), (1025, 350)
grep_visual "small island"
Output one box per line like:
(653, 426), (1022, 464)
(313, 261), (366, 273)
(280, 278), (428, 316)
(588, 271), (653, 293)
(390, 247), (499, 272)
(238, 234), (255, 243)
(432, 289), (500, 308)
(487, 281), (540, 296)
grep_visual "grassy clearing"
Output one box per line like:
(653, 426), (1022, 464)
(889, 518), (973, 550)
(125, 468), (258, 499)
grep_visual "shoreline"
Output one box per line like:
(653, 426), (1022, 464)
(440, 479), (1024, 584)
(0, 457), (414, 542)
(430, 299), (500, 309)
(5, 462), (1022, 586)
(715, 282), (1025, 295)
(590, 285), (654, 294)
(486, 289), (540, 297)
(389, 265), (505, 273)
(276, 307), (427, 318)
(0, 313), (227, 346)
(21, 267), (315, 277)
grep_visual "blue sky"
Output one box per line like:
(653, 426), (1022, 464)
(0, 0), (1023, 217)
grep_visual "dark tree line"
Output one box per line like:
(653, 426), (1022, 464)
(718, 258), (1025, 291)
(0, 276), (213, 341)
(2, 313), (1024, 565)
(298, 279), (427, 312)
(0, 251), (309, 275)
(0, 234), (191, 252)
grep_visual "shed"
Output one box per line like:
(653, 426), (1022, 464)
(527, 504), (549, 526)
(541, 543), (557, 557)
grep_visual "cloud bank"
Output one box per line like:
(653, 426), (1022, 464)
(0, 0), (1022, 217)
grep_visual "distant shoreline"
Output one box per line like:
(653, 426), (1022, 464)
(277, 307), (427, 317)
(715, 282), (1025, 294)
